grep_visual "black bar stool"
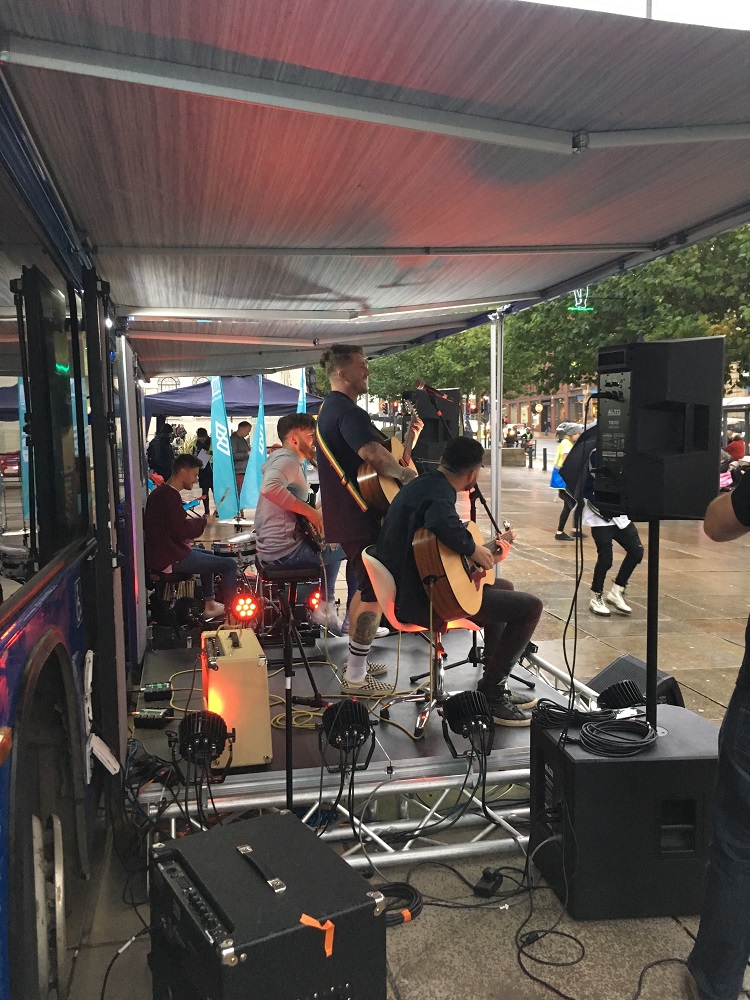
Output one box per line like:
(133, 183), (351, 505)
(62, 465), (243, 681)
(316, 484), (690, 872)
(255, 559), (328, 809)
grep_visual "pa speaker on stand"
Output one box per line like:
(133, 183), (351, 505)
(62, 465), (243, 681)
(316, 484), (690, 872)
(595, 336), (724, 521)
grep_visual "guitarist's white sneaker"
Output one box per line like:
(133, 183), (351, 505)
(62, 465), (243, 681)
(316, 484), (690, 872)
(310, 601), (345, 636)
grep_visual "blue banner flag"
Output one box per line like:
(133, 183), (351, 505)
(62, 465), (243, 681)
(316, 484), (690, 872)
(18, 378), (30, 522)
(210, 376), (239, 519)
(239, 375), (266, 511)
(297, 368), (307, 413)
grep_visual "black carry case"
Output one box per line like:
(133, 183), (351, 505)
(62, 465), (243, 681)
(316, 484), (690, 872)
(149, 811), (387, 1000)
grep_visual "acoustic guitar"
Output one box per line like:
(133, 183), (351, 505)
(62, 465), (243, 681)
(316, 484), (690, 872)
(412, 521), (494, 620)
(357, 401), (419, 513)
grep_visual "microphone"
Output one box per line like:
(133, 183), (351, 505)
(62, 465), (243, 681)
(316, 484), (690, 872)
(415, 380), (452, 402)
(470, 484), (487, 504)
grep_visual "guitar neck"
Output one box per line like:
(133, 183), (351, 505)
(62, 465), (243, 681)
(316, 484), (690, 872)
(402, 402), (418, 465)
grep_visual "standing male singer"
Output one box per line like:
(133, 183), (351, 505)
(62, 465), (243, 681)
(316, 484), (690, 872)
(316, 343), (422, 695)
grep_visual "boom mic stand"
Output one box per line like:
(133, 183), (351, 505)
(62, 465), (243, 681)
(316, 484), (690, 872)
(409, 485), (535, 691)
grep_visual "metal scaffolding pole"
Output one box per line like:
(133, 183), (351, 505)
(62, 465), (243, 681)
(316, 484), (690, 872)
(490, 311), (504, 554)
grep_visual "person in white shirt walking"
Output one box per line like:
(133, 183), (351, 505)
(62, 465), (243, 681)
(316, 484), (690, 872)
(582, 448), (644, 616)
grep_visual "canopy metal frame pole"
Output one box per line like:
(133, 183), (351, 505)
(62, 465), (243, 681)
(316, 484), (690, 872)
(490, 311), (503, 567)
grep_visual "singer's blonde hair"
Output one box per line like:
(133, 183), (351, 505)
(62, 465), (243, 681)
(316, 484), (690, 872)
(319, 344), (364, 378)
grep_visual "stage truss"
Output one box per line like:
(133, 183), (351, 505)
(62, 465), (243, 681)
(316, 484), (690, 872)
(138, 651), (599, 868)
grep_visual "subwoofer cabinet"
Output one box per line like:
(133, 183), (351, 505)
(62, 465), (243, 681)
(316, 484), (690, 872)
(149, 812), (387, 1000)
(529, 705), (718, 919)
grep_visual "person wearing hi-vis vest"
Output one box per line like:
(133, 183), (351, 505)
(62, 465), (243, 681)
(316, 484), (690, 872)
(315, 344), (423, 695)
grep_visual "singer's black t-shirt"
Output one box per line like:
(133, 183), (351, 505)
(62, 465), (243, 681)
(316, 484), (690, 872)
(315, 391), (384, 542)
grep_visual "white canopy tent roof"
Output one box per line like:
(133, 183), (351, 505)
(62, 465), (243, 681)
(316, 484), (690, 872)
(0, 0), (747, 375)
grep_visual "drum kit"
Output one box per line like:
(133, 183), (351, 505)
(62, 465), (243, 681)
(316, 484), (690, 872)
(211, 530), (256, 569)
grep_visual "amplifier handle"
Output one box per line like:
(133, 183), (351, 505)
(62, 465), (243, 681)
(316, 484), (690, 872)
(236, 844), (286, 893)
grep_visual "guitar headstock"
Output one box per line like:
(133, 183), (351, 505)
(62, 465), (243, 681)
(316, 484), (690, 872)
(404, 399), (418, 420)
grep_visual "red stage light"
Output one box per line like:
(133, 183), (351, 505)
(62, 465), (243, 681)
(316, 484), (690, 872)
(233, 594), (259, 620)
(307, 590), (322, 610)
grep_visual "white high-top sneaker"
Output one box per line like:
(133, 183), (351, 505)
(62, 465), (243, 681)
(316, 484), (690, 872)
(589, 592), (610, 616)
(606, 583), (632, 614)
(310, 601), (345, 636)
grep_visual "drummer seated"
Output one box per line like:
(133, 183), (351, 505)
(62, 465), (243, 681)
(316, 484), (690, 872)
(144, 454), (237, 618)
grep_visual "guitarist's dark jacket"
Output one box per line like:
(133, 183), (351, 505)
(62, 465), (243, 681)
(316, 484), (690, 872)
(377, 472), (475, 628)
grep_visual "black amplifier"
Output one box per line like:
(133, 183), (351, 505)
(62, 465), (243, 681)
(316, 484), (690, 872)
(149, 812), (386, 1000)
(529, 704), (718, 920)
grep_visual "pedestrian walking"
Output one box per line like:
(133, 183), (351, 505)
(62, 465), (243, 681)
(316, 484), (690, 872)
(551, 423), (582, 541)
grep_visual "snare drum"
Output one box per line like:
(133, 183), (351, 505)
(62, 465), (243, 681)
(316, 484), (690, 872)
(212, 530), (257, 564)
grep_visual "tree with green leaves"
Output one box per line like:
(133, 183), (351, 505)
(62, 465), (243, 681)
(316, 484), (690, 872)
(503, 224), (750, 393)
(316, 224), (750, 403)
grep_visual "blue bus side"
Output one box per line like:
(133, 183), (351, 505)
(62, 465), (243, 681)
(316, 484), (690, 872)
(0, 552), (90, 1000)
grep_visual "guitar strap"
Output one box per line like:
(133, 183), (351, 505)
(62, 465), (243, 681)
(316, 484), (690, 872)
(315, 419), (371, 514)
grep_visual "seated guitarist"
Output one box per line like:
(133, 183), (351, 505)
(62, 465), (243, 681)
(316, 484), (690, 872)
(377, 436), (543, 727)
(316, 344), (423, 696)
(254, 412), (345, 633)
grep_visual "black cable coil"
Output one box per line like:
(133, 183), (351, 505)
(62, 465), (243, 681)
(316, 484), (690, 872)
(578, 717), (657, 757)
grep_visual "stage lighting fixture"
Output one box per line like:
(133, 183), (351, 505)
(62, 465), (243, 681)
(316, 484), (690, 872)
(177, 710), (235, 765)
(307, 589), (322, 611)
(233, 593), (259, 621)
(442, 691), (494, 758)
(319, 699), (375, 772)
(597, 679), (646, 711)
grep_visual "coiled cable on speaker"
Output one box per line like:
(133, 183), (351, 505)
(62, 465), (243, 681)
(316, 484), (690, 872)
(577, 717), (657, 757)
(531, 698), (615, 729)
(375, 881), (424, 926)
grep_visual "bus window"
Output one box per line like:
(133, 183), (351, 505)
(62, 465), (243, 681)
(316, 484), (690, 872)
(16, 266), (89, 568)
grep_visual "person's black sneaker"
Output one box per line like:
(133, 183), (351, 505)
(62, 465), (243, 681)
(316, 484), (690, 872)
(499, 683), (537, 710)
(555, 532), (574, 541)
(482, 689), (531, 727)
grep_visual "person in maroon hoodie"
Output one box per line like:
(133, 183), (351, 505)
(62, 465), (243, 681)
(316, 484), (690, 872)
(144, 454), (237, 618)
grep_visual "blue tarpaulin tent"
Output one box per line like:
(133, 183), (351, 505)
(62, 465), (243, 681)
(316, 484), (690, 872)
(144, 375), (323, 423)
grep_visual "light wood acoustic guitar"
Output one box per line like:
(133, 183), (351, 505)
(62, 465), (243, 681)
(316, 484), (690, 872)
(357, 401), (419, 513)
(412, 521), (495, 620)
